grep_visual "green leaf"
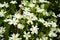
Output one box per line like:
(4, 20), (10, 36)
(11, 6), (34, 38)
(4, 23), (10, 40)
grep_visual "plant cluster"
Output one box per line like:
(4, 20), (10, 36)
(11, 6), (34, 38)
(0, 0), (60, 40)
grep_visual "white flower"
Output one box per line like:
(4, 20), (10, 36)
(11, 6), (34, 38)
(57, 14), (60, 17)
(32, 0), (36, 3)
(13, 13), (23, 19)
(32, 16), (38, 20)
(23, 11), (31, 17)
(52, 22), (57, 28)
(27, 15), (37, 24)
(4, 18), (12, 22)
(40, 4), (45, 9)
(50, 21), (57, 27)
(22, 1), (28, 6)
(23, 11), (37, 24)
(19, 4), (23, 7)
(43, 21), (50, 27)
(23, 31), (31, 40)
(0, 3), (4, 8)
(17, 24), (24, 29)
(8, 18), (19, 25)
(0, 27), (5, 37)
(42, 11), (49, 16)
(4, 19), (7, 22)
(0, 10), (6, 17)
(23, 7), (30, 12)
(49, 28), (57, 37)
(50, 38), (52, 40)
(36, 37), (48, 40)
(29, 3), (35, 8)
(0, 27), (5, 34)
(39, 0), (45, 3)
(39, 0), (44, 2)
(38, 18), (45, 23)
(51, 28), (60, 33)
(50, 27), (56, 32)
(36, 6), (44, 13)
(36, 38), (40, 40)
(19, 4), (24, 10)
(1, 38), (4, 40)
(27, 17), (37, 24)
(23, 11), (34, 18)
(40, 36), (48, 40)
(27, 17), (34, 24)
(27, 18), (33, 24)
(10, 1), (17, 4)
(30, 25), (39, 34)
(49, 31), (57, 37)
(4, 2), (9, 8)
(52, 12), (57, 18)
(6, 15), (12, 18)
(0, 35), (3, 37)
(9, 33), (20, 40)
(39, 0), (49, 3)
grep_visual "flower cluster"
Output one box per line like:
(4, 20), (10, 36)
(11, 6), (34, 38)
(0, 0), (60, 40)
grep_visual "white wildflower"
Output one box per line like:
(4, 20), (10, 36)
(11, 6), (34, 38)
(9, 33), (20, 40)
(39, 0), (49, 3)
(4, 18), (9, 22)
(36, 38), (40, 40)
(36, 36), (48, 40)
(0, 10), (6, 17)
(19, 4), (23, 7)
(52, 12), (57, 18)
(0, 3), (4, 8)
(29, 3), (35, 8)
(23, 11), (37, 24)
(30, 25), (39, 34)
(49, 31), (57, 37)
(32, 0), (36, 3)
(50, 21), (57, 27)
(22, 1), (28, 6)
(40, 36), (48, 40)
(32, 16), (38, 20)
(0, 27), (5, 34)
(36, 6), (44, 13)
(4, 2), (9, 8)
(27, 18), (33, 24)
(23, 7), (30, 12)
(8, 18), (19, 25)
(13, 13), (23, 19)
(10, 1), (17, 4)
(23, 31), (31, 40)
(49, 28), (57, 37)
(57, 14), (60, 17)
(43, 21), (50, 27)
(42, 11), (49, 16)
(0, 27), (5, 37)
(17, 24), (24, 29)
(38, 18), (45, 23)
(27, 15), (37, 24)
(50, 38), (52, 40)
(40, 4), (45, 9)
